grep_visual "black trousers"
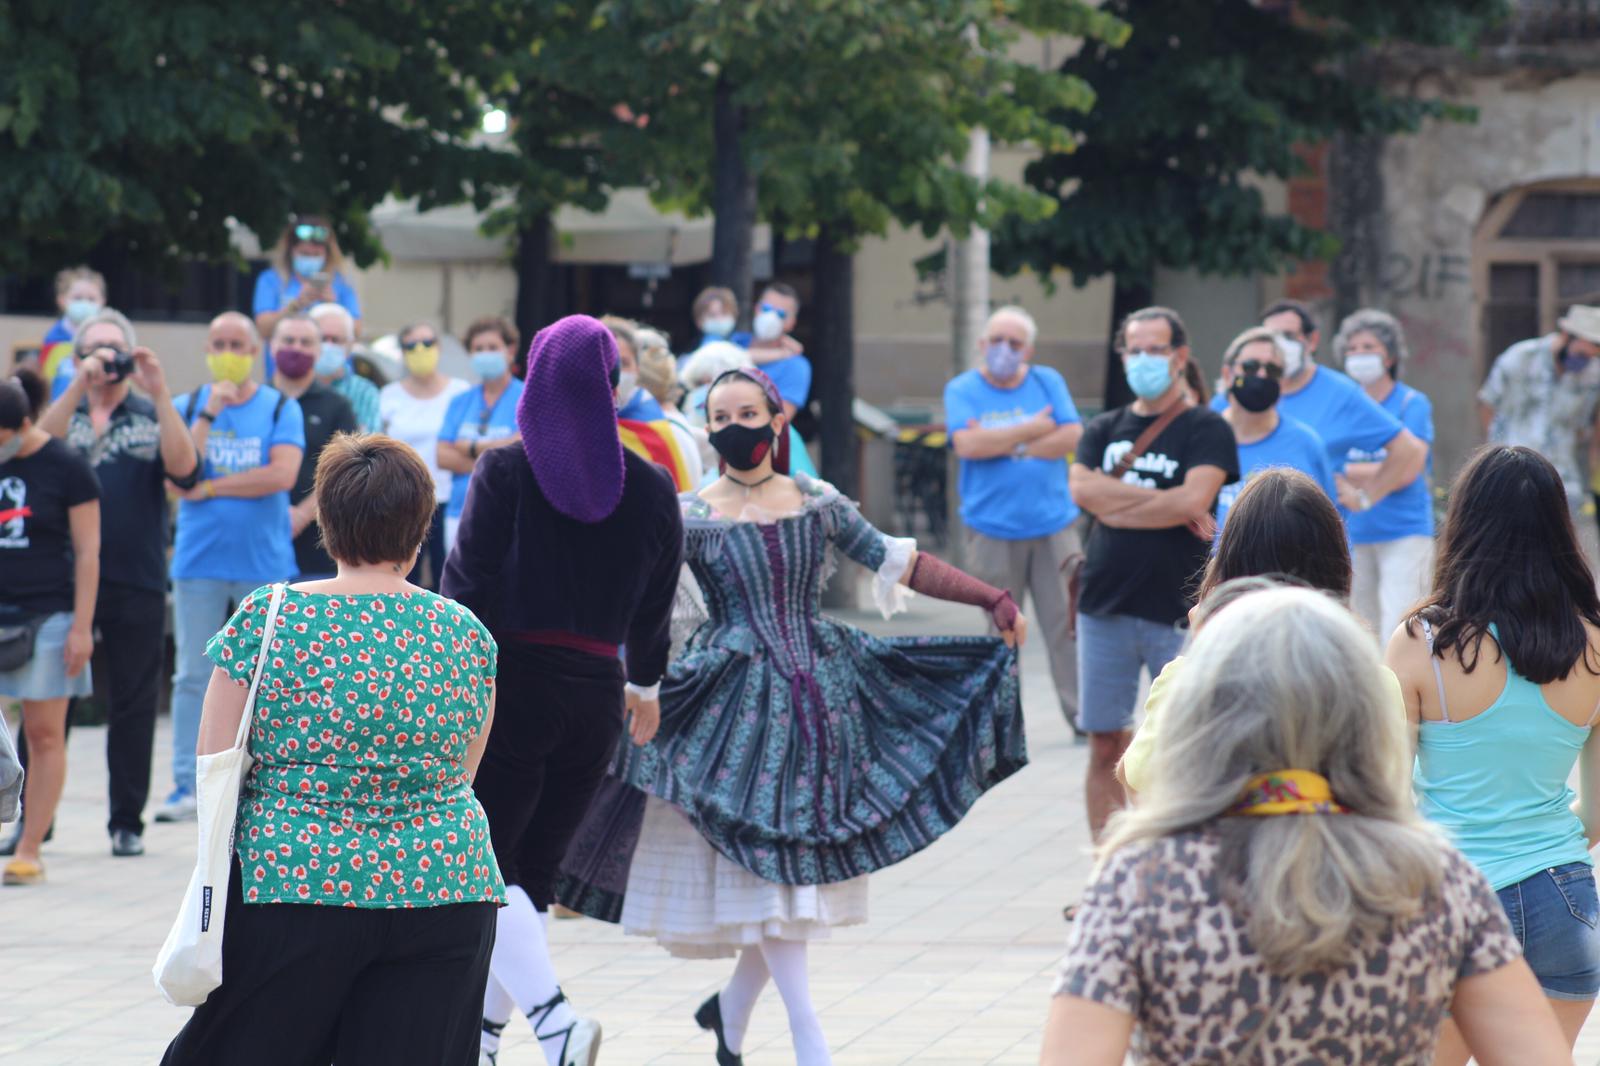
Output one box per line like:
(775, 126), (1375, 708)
(406, 503), (448, 591)
(98, 582), (166, 834)
(13, 581), (163, 836)
(473, 642), (624, 908)
(162, 860), (496, 1066)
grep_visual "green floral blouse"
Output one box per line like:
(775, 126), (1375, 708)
(206, 586), (504, 908)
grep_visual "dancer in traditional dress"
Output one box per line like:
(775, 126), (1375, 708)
(441, 315), (684, 1066)
(558, 368), (1028, 1066)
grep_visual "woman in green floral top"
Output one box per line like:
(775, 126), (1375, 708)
(164, 434), (503, 1066)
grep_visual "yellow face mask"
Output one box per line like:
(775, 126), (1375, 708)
(403, 344), (441, 377)
(207, 352), (255, 385)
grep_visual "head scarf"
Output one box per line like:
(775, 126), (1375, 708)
(705, 367), (791, 476)
(518, 315), (626, 523)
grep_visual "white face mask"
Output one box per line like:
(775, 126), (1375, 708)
(1344, 353), (1386, 385)
(1277, 336), (1306, 376)
(616, 370), (639, 403)
(702, 315), (736, 339)
(753, 309), (784, 342)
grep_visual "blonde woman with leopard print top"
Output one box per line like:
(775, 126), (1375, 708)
(1043, 586), (1569, 1066)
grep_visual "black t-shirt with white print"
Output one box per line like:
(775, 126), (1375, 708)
(0, 437), (101, 616)
(1075, 404), (1239, 625)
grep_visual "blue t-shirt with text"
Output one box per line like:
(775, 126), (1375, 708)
(171, 384), (305, 583)
(439, 379), (525, 518)
(1346, 382), (1435, 544)
(944, 366), (1081, 540)
(1215, 415), (1337, 533)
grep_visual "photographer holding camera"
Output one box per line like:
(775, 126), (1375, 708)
(30, 308), (200, 859)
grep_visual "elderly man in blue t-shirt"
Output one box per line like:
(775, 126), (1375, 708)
(945, 305), (1085, 736)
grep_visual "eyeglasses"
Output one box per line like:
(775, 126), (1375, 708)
(399, 338), (436, 352)
(758, 302), (789, 320)
(293, 223), (330, 244)
(1236, 359), (1285, 380)
(984, 336), (1026, 352)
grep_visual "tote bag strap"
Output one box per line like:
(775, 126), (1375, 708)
(233, 584), (288, 751)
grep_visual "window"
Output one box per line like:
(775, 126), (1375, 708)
(1475, 180), (1600, 367)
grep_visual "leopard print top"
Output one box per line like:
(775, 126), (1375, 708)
(1056, 828), (1520, 1064)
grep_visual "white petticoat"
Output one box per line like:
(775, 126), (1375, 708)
(620, 796), (870, 959)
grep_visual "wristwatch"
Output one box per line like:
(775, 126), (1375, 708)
(197, 410), (216, 423)
(468, 439), (479, 459)
(1356, 489), (1373, 512)
(1012, 443), (1029, 459)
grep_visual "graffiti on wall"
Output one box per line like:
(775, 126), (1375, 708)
(1380, 250), (1471, 301)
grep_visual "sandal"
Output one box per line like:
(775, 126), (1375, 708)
(3, 858), (45, 885)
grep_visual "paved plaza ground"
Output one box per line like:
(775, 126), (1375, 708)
(3, 596), (1599, 1064)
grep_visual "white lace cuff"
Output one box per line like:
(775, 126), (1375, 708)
(874, 535), (919, 620)
(625, 682), (661, 702)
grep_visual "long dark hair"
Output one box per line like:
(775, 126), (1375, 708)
(1198, 468), (1352, 601)
(1407, 445), (1600, 683)
(0, 369), (46, 429)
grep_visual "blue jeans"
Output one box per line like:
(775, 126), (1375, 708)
(1497, 862), (1600, 1000)
(170, 578), (268, 793)
(1076, 611), (1187, 734)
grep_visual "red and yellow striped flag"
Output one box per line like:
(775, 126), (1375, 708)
(618, 418), (694, 491)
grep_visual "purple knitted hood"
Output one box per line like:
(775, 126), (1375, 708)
(518, 315), (626, 523)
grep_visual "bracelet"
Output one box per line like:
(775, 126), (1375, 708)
(202, 480), (216, 499)
(1356, 489), (1372, 512)
(197, 410), (216, 423)
(468, 440), (478, 459)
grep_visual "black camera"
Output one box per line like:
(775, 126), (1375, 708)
(87, 345), (136, 383)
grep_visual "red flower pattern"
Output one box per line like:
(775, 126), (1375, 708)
(205, 589), (504, 909)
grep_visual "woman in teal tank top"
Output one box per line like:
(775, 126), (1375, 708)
(1389, 445), (1600, 1063)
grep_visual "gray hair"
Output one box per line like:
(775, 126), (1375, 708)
(1100, 587), (1444, 976)
(308, 301), (356, 339)
(1332, 308), (1409, 379)
(986, 304), (1037, 346)
(1222, 325), (1286, 367)
(73, 307), (137, 355)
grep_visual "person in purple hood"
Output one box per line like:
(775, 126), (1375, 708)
(441, 315), (683, 1066)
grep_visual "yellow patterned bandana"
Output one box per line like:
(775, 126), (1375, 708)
(1229, 770), (1347, 816)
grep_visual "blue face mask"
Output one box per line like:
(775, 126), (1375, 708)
(1123, 352), (1174, 400)
(293, 255), (326, 279)
(984, 342), (1023, 381)
(471, 350), (508, 381)
(1561, 348), (1593, 375)
(66, 298), (102, 325)
(315, 343), (347, 377)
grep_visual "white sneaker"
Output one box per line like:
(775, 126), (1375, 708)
(561, 1017), (602, 1066)
(153, 789), (197, 823)
(477, 1051), (497, 1066)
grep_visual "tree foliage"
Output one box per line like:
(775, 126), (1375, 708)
(990, 0), (1509, 289)
(0, 1), (499, 275)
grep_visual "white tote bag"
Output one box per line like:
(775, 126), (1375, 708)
(153, 583), (285, 1006)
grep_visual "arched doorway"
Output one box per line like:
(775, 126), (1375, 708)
(1474, 179), (1600, 370)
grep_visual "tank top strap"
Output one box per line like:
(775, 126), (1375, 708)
(1419, 617), (1451, 723)
(1586, 692), (1600, 729)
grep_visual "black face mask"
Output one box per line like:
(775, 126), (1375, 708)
(708, 422), (776, 471)
(1230, 374), (1280, 413)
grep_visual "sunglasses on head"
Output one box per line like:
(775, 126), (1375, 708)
(399, 338), (436, 352)
(1236, 359), (1285, 380)
(293, 223), (330, 243)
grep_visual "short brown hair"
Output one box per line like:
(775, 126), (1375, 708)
(463, 315), (520, 358)
(54, 265), (106, 298)
(693, 286), (737, 321)
(314, 434), (436, 567)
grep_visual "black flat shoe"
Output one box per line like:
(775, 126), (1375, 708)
(694, 994), (744, 1066)
(111, 829), (145, 857)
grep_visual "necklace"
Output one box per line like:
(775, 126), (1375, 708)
(727, 471), (777, 493)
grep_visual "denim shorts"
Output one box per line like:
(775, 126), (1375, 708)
(1497, 862), (1600, 1000)
(0, 612), (93, 702)
(1076, 611), (1187, 734)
